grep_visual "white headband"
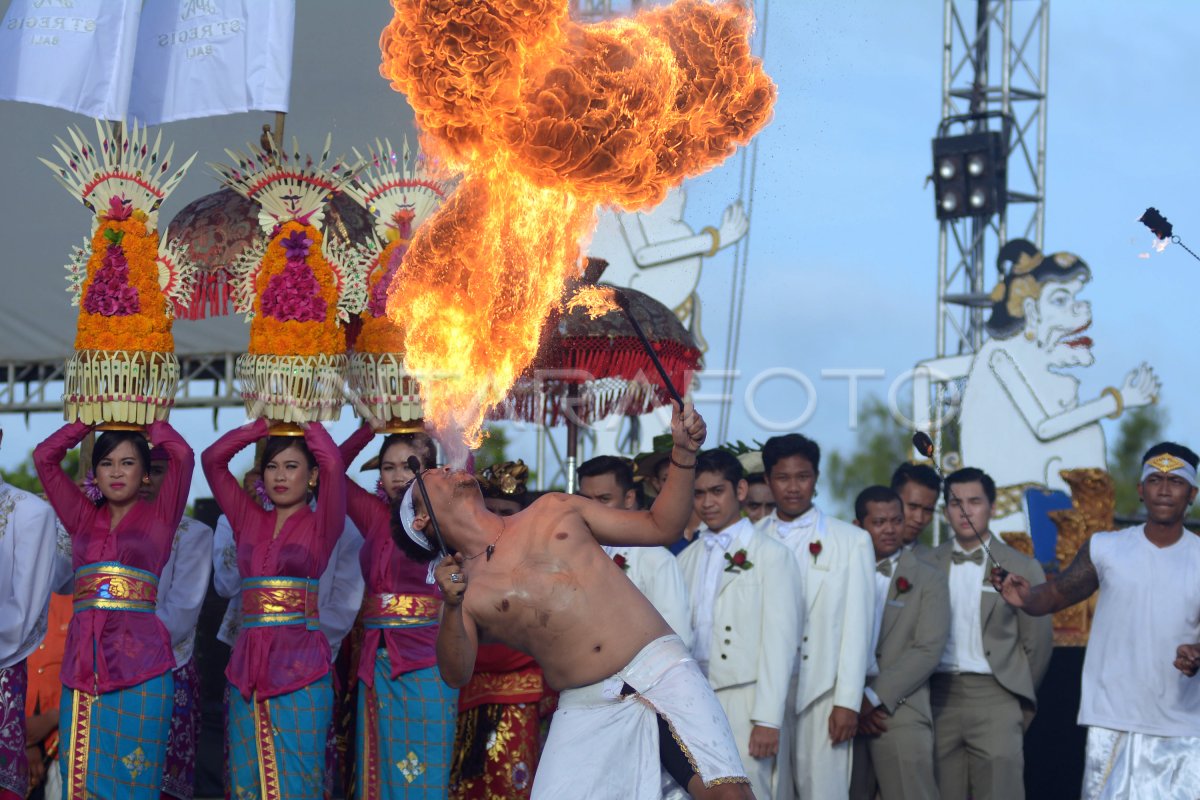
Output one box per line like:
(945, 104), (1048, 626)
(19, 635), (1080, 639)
(399, 482), (434, 552)
(398, 482), (440, 585)
(1141, 453), (1199, 488)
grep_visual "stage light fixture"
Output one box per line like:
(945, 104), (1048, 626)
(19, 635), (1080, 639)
(932, 130), (1006, 221)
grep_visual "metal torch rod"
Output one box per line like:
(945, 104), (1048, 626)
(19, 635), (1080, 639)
(406, 456), (449, 558)
(613, 290), (685, 409)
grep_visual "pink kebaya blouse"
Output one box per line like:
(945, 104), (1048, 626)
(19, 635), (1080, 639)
(201, 419), (346, 699)
(340, 424), (442, 687)
(34, 420), (193, 694)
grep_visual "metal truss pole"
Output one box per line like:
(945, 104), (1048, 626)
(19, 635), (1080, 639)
(929, 0), (1049, 542)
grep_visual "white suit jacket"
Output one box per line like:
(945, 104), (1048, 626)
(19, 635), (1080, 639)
(678, 521), (802, 728)
(758, 506), (875, 712)
(607, 544), (694, 650)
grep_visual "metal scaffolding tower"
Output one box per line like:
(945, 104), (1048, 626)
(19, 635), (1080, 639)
(927, 0), (1050, 449)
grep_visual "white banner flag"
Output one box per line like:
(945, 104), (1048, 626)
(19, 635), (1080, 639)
(128, 0), (295, 126)
(0, 0), (142, 120)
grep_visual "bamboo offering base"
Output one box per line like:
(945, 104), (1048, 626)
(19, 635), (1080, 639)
(236, 352), (348, 424)
(348, 351), (424, 426)
(63, 349), (179, 426)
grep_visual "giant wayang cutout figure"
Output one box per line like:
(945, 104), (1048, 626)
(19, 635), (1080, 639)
(958, 239), (1159, 534)
(589, 186), (748, 352)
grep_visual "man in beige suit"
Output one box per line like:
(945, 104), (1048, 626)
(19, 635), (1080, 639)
(931, 467), (1053, 800)
(678, 448), (802, 798)
(891, 463), (941, 559)
(850, 486), (950, 800)
(758, 434), (875, 799)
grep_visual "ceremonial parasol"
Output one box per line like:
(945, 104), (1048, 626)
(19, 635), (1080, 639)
(166, 187), (375, 320)
(499, 280), (702, 429)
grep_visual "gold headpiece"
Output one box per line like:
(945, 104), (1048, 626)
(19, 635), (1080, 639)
(1145, 453), (1187, 473)
(478, 461), (530, 497)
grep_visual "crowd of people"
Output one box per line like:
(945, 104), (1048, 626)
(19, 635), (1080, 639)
(0, 403), (1197, 800)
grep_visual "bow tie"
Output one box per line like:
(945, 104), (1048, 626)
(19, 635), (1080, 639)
(704, 531), (733, 552)
(876, 559), (894, 577)
(951, 548), (985, 566)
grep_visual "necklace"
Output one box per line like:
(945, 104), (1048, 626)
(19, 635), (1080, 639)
(464, 518), (506, 562)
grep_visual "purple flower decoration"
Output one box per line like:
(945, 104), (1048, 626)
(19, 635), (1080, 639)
(374, 478), (389, 502)
(280, 229), (313, 261)
(253, 478), (271, 509)
(81, 471), (103, 503)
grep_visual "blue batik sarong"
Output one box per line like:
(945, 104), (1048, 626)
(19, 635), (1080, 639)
(59, 671), (174, 800)
(356, 654), (457, 799)
(228, 674), (332, 800)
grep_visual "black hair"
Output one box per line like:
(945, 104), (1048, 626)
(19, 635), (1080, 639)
(763, 433), (820, 477)
(855, 485), (902, 523)
(695, 448), (745, 487)
(577, 455), (635, 494)
(260, 436), (315, 473)
(891, 462), (941, 495)
(943, 466), (996, 505)
(379, 431), (437, 471)
(92, 431), (151, 476)
(746, 473), (766, 486)
(985, 239), (1091, 339)
(1142, 442), (1200, 471)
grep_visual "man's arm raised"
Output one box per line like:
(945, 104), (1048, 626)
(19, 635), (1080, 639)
(575, 402), (707, 548)
(995, 538), (1099, 616)
(434, 553), (479, 689)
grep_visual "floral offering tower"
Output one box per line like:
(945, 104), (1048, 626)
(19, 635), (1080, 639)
(342, 138), (449, 432)
(40, 121), (197, 427)
(213, 135), (367, 427)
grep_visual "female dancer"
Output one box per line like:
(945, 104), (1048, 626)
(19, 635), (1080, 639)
(339, 422), (454, 798)
(34, 420), (193, 800)
(201, 419), (345, 800)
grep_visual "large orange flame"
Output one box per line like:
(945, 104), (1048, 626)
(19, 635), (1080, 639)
(380, 0), (775, 446)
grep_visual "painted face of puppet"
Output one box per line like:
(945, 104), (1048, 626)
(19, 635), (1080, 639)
(1023, 277), (1093, 368)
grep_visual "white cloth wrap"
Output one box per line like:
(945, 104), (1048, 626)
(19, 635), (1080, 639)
(1141, 460), (1198, 487)
(532, 634), (747, 798)
(1083, 726), (1200, 800)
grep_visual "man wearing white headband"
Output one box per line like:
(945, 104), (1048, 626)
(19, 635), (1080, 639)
(407, 403), (754, 798)
(997, 442), (1200, 798)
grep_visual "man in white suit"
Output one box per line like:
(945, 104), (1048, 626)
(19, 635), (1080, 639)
(679, 448), (801, 798)
(759, 434), (875, 800)
(577, 455), (694, 649)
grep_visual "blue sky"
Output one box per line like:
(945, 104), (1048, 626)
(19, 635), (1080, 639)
(1, 0), (1198, 500)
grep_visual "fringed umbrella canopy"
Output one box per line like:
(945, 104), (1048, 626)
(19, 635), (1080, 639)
(165, 187), (375, 319)
(496, 284), (702, 427)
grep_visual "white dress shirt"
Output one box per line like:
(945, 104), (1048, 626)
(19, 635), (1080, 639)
(690, 518), (753, 673)
(937, 539), (992, 675)
(772, 506), (821, 553)
(866, 552), (901, 679)
(155, 515), (214, 668)
(0, 479), (59, 668)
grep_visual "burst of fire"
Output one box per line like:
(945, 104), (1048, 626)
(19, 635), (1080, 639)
(565, 285), (620, 320)
(380, 0), (775, 445)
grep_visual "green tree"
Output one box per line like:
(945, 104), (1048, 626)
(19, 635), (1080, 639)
(1, 450), (81, 496)
(1107, 405), (1167, 518)
(825, 395), (912, 517)
(474, 424), (513, 472)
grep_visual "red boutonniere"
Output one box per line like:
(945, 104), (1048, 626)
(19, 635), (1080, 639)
(809, 540), (823, 564)
(724, 549), (754, 573)
(895, 577), (912, 594)
(613, 553), (629, 571)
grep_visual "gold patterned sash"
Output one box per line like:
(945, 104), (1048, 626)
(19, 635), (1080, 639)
(361, 592), (441, 629)
(73, 562), (158, 613)
(241, 577), (320, 630)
